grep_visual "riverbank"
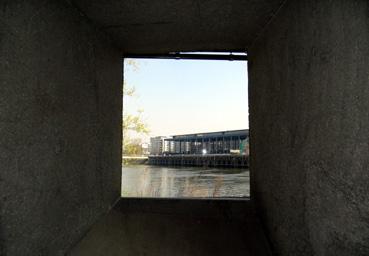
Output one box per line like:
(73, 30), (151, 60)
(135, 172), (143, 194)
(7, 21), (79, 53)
(122, 156), (148, 165)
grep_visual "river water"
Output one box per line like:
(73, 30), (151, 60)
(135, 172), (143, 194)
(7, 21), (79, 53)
(121, 165), (249, 198)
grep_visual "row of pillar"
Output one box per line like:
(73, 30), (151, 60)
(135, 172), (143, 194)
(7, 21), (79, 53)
(165, 136), (247, 155)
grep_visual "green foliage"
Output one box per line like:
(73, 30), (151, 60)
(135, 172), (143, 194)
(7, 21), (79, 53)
(122, 108), (149, 155)
(123, 139), (143, 156)
(123, 83), (136, 96)
(125, 59), (139, 72)
(123, 60), (149, 156)
(123, 113), (149, 135)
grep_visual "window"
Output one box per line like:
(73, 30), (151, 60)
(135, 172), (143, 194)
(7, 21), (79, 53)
(122, 52), (249, 198)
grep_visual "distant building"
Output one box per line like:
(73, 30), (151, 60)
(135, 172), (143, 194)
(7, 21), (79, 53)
(164, 129), (249, 155)
(149, 136), (171, 155)
(141, 143), (150, 156)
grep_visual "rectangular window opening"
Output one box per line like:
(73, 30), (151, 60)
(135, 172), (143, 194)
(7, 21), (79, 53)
(122, 52), (249, 198)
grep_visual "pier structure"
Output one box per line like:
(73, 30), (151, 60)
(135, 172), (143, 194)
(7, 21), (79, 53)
(148, 154), (248, 168)
(164, 129), (249, 155)
(148, 130), (249, 167)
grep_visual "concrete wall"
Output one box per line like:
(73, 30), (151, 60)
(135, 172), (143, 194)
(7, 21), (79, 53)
(0, 1), (122, 255)
(249, 0), (369, 255)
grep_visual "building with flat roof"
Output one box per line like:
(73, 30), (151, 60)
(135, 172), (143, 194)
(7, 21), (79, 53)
(164, 129), (249, 155)
(149, 136), (171, 155)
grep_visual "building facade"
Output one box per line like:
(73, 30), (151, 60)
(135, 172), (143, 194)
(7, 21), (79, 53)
(149, 136), (171, 155)
(164, 129), (249, 155)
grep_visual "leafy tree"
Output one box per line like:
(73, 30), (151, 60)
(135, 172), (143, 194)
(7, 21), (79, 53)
(123, 138), (144, 156)
(123, 61), (149, 156)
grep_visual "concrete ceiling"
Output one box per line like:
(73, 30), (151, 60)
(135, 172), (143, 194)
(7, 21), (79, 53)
(71, 0), (284, 54)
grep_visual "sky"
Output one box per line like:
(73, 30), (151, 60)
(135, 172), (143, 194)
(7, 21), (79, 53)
(124, 58), (248, 142)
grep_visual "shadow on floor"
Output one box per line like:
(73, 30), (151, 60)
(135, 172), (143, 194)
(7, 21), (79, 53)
(69, 198), (271, 256)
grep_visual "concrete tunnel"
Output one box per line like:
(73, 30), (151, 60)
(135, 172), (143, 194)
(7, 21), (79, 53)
(1, 1), (369, 255)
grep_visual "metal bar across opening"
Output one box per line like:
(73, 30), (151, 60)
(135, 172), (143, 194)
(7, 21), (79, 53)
(124, 53), (247, 61)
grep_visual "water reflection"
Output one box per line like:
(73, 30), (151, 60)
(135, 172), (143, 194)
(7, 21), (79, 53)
(121, 165), (249, 198)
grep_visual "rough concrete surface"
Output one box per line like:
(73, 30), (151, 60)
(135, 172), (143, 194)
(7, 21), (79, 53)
(2, 0), (369, 255)
(71, 0), (285, 54)
(0, 1), (122, 255)
(69, 198), (272, 256)
(249, 0), (369, 255)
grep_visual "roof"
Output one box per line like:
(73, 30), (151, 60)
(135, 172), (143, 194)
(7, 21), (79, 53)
(167, 129), (249, 141)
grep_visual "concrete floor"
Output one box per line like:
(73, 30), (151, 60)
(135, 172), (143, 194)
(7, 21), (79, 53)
(69, 198), (271, 256)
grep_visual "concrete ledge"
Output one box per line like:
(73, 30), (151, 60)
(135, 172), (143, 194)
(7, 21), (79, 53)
(69, 198), (271, 256)
(115, 197), (253, 220)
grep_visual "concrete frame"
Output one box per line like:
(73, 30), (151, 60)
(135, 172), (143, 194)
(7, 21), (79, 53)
(1, 1), (369, 255)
